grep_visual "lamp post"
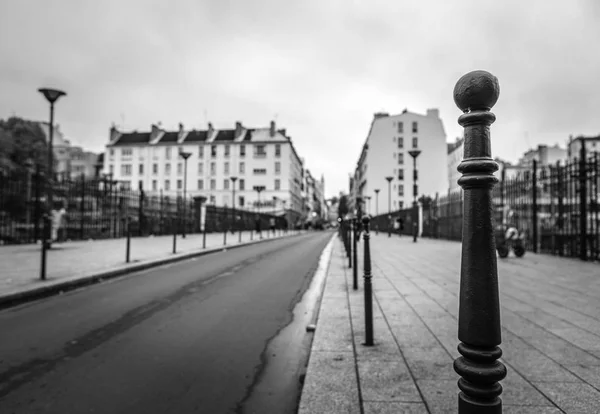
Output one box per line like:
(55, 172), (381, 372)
(178, 149), (192, 238)
(230, 176), (238, 235)
(374, 188), (380, 234)
(385, 176), (393, 237)
(38, 87), (66, 281)
(408, 149), (421, 243)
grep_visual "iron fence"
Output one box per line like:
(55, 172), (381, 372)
(370, 150), (600, 261)
(0, 172), (286, 245)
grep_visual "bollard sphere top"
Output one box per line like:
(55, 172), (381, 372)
(453, 70), (499, 113)
(362, 216), (370, 226)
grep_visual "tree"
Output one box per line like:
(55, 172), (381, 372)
(0, 117), (49, 176)
(337, 194), (349, 218)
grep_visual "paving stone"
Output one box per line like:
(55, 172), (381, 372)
(401, 346), (456, 380)
(532, 381), (600, 414)
(362, 401), (428, 413)
(357, 359), (422, 403)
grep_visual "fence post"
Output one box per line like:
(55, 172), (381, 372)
(138, 182), (145, 237)
(579, 143), (588, 261)
(172, 216), (177, 254)
(453, 70), (506, 413)
(362, 216), (374, 346)
(126, 215), (131, 263)
(532, 159), (538, 253)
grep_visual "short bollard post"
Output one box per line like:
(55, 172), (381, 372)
(352, 217), (358, 290)
(362, 216), (374, 346)
(172, 218), (177, 254)
(452, 70), (507, 413)
(125, 215), (131, 263)
(223, 227), (227, 246)
(202, 226), (206, 249)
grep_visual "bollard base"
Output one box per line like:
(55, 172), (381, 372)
(458, 392), (502, 414)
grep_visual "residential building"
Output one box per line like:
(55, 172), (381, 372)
(38, 122), (100, 178)
(567, 135), (600, 160)
(103, 120), (305, 224)
(519, 144), (567, 166)
(447, 137), (464, 193)
(351, 109), (449, 213)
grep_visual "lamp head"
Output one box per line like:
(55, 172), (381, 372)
(38, 88), (66, 104)
(385, 176), (393, 182)
(408, 149), (421, 159)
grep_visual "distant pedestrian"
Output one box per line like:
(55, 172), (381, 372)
(52, 204), (67, 242)
(255, 214), (262, 237)
(269, 217), (276, 234)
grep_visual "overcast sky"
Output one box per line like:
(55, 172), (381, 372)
(1, 0), (599, 198)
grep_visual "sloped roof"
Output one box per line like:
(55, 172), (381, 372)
(184, 130), (209, 142)
(113, 132), (151, 146)
(215, 130), (235, 142)
(159, 132), (179, 143)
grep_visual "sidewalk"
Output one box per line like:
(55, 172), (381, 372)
(0, 229), (301, 308)
(299, 233), (600, 413)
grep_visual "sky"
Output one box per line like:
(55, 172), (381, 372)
(1, 0), (599, 198)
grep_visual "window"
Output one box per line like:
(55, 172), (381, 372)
(210, 162), (216, 175)
(210, 179), (216, 190)
(225, 145), (230, 157)
(239, 196), (245, 207)
(209, 195), (216, 204)
(177, 179), (182, 190)
(224, 162), (230, 175)
(412, 122), (418, 133)
(152, 180), (157, 191)
(152, 163), (158, 174)
(177, 163), (183, 175)
(398, 154), (404, 165)
(412, 137), (418, 148)
(165, 163), (171, 175)
(198, 179), (204, 190)
(239, 162), (245, 174)
(398, 169), (404, 180)
(121, 164), (132, 176)
(121, 148), (132, 158)
(109, 149), (115, 157)
(165, 180), (170, 191)
(274, 179), (280, 190)
(138, 180), (143, 190)
(275, 144), (281, 157)
(224, 179), (230, 190)
(211, 145), (217, 157)
(254, 145), (266, 157)
(240, 145), (246, 157)
(275, 162), (281, 174)
(398, 185), (404, 196)
(109, 164), (114, 175)
(398, 122), (403, 133)
(198, 145), (204, 158)
(165, 147), (171, 160)
(398, 137), (404, 148)
(198, 162), (204, 175)
(138, 164), (144, 175)
(239, 179), (245, 190)
(253, 168), (267, 175)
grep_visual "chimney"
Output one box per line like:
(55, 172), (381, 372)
(279, 128), (286, 136)
(426, 108), (439, 118)
(179, 122), (184, 133)
(150, 124), (161, 141)
(235, 121), (243, 139)
(109, 125), (121, 143)
(373, 112), (389, 120)
(208, 122), (214, 138)
(270, 120), (276, 137)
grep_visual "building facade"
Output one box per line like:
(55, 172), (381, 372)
(567, 135), (600, 160)
(39, 122), (100, 178)
(104, 121), (305, 222)
(351, 109), (449, 214)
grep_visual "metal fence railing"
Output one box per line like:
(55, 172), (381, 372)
(370, 150), (600, 262)
(0, 172), (288, 245)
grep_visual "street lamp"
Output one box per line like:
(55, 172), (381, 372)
(38, 87), (66, 281)
(408, 149), (422, 243)
(385, 176), (393, 237)
(178, 149), (192, 238)
(230, 176), (238, 234)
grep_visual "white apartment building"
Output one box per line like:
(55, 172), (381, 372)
(352, 109), (449, 213)
(103, 121), (305, 221)
(567, 135), (600, 160)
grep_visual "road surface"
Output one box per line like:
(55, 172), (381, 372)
(0, 231), (333, 414)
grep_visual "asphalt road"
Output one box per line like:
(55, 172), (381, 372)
(0, 231), (333, 414)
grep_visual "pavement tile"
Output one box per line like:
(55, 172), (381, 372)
(415, 379), (456, 413)
(362, 401), (428, 414)
(401, 346), (456, 380)
(532, 381), (600, 414)
(357, 359), (422, 403)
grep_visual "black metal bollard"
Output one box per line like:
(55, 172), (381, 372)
(202, 225), (206, 249)
(346, 220), (352, 268)
(223, 227), (227, 246)
(172, 218), (177, 254)
(352, 217), (358, 290)
(362, 216), (374, 346)
(452, 70), (507, 413)
(239, 228), (242, 243)
(126, 215), (131, 263)
(40, 214), (51, 281)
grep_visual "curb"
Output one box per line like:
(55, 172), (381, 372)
(0, 231), (306, 311)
